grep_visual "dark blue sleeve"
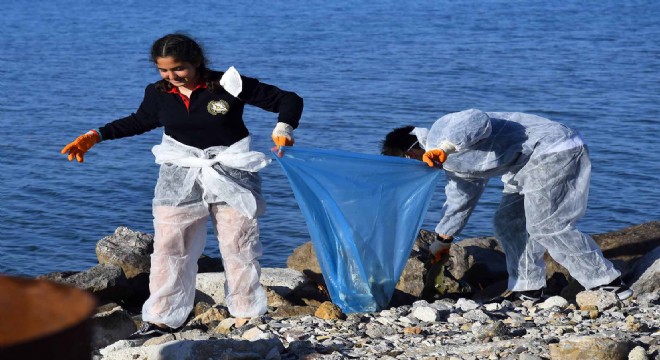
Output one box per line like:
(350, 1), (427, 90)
(98, 84), (162, 141)
(238, 76), (303, 129)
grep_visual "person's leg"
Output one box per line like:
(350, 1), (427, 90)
(141, 204), (209, 329)
(493, 192), (547, 292)
(522, 147), (620, 290)
(211, 204), (267, 319)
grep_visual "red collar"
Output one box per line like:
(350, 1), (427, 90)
(167, 81), (207, 110)
(166, 81), (208, 94)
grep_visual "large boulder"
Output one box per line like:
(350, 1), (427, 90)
(194, 268), (313, 306)
(41, 264), (133, 305)
(287, 222), (660, 306)
(593, 221), (660, 262)
(286, 230), (475, 306)
(96, 227), (153, 279)
(95, 227), (224, 278)
(448, 236), (508, 289)
(629, 245), (660, 295)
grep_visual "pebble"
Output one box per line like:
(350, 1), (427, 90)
(98, 295), (660, 360)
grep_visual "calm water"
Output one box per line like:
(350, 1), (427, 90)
(2, 1), (659, 277)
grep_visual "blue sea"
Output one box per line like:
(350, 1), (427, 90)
(2, 0), (659, 277)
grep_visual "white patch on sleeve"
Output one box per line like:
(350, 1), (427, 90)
(219, 66), (243, 98)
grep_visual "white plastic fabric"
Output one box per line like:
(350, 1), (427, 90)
(219, 66), (243, 98)
(143, 204), (266, 327)
(142, 134), (269, 327)
(152, 134), (270, 219)
(423, 109), (620, 291)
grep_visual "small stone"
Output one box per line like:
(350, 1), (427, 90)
(403, 326), (422, 335)
(576, 290), (620, 311)
(539, 296), (569, 310)
(455, 298), (480, 311)
(626, 315), (650, 332)
(314, 301), (346, 320)
(627, 345), (649, 360)
(412, 306), (439, 322)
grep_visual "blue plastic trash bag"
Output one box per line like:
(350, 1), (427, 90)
(274, 147), (441, 313)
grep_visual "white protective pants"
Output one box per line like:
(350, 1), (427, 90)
(142, 203), (267, 328)
(493, 146), (620, 292)
(142, 134), (270, 328)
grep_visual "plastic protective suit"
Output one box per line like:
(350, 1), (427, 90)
(419, 109), (620, 291)
(142, 134), (270, 328)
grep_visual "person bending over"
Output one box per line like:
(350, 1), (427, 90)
(381, 109), (632, 302)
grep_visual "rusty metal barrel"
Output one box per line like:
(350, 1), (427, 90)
(0, 275), (97, 359)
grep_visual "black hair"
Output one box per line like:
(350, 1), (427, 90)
(381, 125), (420, 156)
(150, 33), (222, 93)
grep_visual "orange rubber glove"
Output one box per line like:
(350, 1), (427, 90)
(271, 122), (294, 157)
(430, 235), (453, 264)
(422, 149), (447, 168)
(61, 131), (100, 163)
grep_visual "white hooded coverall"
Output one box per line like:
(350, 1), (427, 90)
(420, 109), (620, 291)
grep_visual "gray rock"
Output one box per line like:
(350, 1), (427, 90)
(195, 268), (309, 305)
(411, 306), (439, 322)
(95, 227), (153, 279)
(549, 335), (630, 360)
(102, 337), (284, 360)
(630, 245), (660, 295)
(455, 298), (480, 311)
(472, 320), (508, 340)
(593, 221), (660, 264)
(627, 345), (649, 360)
(463, 309), (492, 322)
(576, 290), (620, 311)
(539, 296), (569, 310)
(61, 263), (133, 304)
(519, 354), (544, 360)
(451, 236), (509, 288)
(90, 306), (137, 350)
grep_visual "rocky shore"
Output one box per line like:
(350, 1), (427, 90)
(36, 222), (660, 359)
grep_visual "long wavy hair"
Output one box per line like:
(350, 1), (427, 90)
(150, 33), (222, 93)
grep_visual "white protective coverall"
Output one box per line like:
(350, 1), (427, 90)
(418, 109), (620, 291)
(142, 134), (270, 328)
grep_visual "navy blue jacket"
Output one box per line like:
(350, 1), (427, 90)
(98, 70), (303, 150)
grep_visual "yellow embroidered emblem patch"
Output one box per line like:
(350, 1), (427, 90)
(207, 100), (230, 115)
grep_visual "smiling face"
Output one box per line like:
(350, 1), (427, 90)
(155, 56), (199, 89)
